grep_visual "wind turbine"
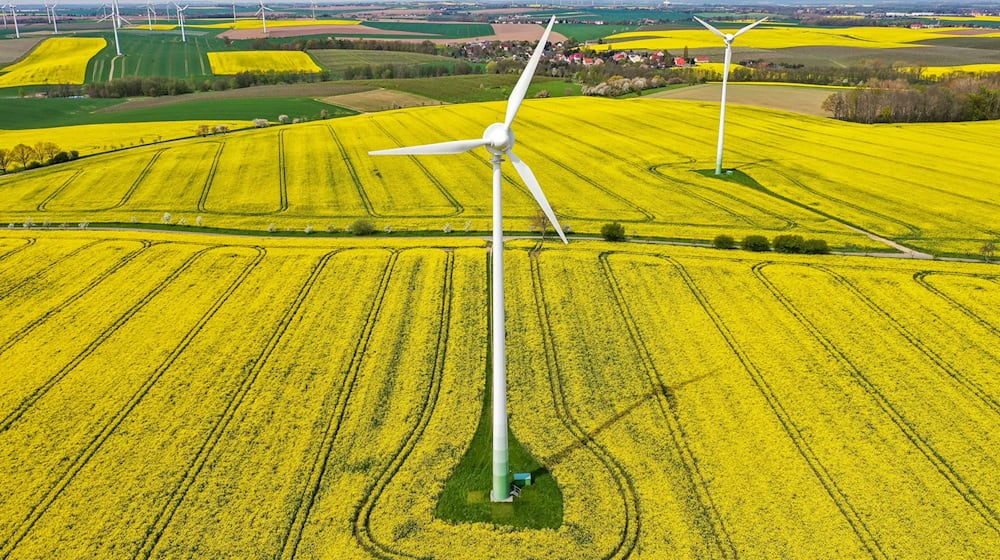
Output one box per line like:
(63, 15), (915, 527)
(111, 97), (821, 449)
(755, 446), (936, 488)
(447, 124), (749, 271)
(310, 0), (317, 20)
(693, 16), (767, 175)
(98, 0), (122, 56)
(255, 0), (271, 34)
(1, 6), (6, 29)
(7, 3), (18, 38)
(174, 3), (188, 42)
(231, 0), (236, 23)
(45, 2), (57, 33)
(145, 2), (156, 31)
(369, 16), (566, 503)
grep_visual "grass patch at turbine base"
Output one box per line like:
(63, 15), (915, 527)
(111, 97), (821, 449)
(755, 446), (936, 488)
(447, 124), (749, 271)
(435, 365), (563, 529)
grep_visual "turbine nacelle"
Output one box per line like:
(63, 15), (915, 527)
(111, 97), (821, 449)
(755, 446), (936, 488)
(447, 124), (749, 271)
(483, 123), (514, 155)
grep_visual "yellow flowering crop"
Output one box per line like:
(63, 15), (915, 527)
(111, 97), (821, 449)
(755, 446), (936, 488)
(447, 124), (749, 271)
(0, 38), (106, 87)
(918, 63), (1000, 77)
(1, 231), (998, 558)
(206, 51), (323, 75)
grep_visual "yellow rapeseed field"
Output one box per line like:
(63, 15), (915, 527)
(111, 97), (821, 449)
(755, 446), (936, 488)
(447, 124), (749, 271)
(0, 37), (106, 87)
(918, 63), (1000, 77)
(206, 51), (323, 74)
(1, 97), (998, 256)
(0, 120), (255, 158)
(0, 230), (997, 558)
(594, 25), (1000, 51)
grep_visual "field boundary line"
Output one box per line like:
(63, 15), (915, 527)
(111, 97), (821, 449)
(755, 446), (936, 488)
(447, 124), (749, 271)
(656, 255), (887, 559)
(370, 117), (464, 217)
(0, 244), (210, 435)
(753, 262), (1000, 533)
(0, 240), (152, 361)
(814, 264), (999, 415)
(36, 170), (82, 212)
(136, 248), (344, 560)
(599, 252), (737, 559)
(326, 126), (379, 217)
(0, 246), (265, 558)
(353, 251), (454, 559)
(529, 248), (640, 560)
(278, 251), (399, 560)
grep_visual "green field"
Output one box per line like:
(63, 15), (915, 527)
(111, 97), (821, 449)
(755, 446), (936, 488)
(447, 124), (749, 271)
(554, 23), (641, 43)
(309, 49), (459, 74)
(84, 32), (228, 82)
(0, 97), (354, 129)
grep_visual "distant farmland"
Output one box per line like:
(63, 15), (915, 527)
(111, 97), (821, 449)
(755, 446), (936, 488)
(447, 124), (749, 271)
(310, 50), (459, 74)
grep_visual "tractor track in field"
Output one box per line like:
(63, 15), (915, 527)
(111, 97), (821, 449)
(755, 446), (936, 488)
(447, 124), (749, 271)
(277, 129), (290, 213)
(277, 250), (399, 560)
(36, 170), (82, 213)
(442, 107), (654, 223)
(0, 246), (265, 559)
(196, 140), (225, 214)
(0, 239), (107, 300)
(913, 271), (1000, 338)
(646, 164), (796, 231)
(529, 249), (641, 560)
(352, 251), (454, 560)
(326, 126), (379, 217)
(0, 238), (36, 265)
(103, 150), (166, 211)
(0, 240), (153, 365)
(811, 265), (1000, 415)
(370, 117), (464, 218)
(753, 262), (1000, 534)
(654, 255), (887, 559)
(0, 244), (211, 435)
(599, 252), (737, 559)
(137, 248), (348, 560)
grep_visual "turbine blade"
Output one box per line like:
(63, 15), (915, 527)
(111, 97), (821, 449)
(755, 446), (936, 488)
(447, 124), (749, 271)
(369, 138), (488, 156)
(733, 16), (768, 38)
(693, 16), (726, 40)
(508, 150), (567, 244)
(503, 15), (556, 129)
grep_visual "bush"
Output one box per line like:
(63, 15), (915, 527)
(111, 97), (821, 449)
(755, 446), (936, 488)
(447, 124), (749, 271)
(713, 234), (735, 249)
(803, 238), (830, 254)
(773, 234), (805, 253)
(601, 222), (626, 242)
(742, 235), (770, 252)
(349, 219), (376, 236)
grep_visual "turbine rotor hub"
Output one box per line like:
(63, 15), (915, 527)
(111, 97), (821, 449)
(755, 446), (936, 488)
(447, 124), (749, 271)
(483, 122), (514, 155)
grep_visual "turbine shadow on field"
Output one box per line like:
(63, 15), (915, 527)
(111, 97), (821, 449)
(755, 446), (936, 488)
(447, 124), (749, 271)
(541, 372), (714, 471)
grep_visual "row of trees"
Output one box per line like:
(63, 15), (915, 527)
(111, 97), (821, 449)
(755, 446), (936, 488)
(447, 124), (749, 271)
(49, 70), (333, 99)
(0, 142), (78, 174)
(822, 76), (1000, 123)
(342, 61), (480, 80)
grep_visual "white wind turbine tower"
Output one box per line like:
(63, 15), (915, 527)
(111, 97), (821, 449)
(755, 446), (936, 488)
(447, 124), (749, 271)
(255, 0), (271, 35)
(6, 4), (18, 38)
(145, 2), (156, 31)
(98, 0), (123, 55)
(693, 16), (767, 175)
(231, 1), (236, 23)
(1, 6), (6, 30)
(174, 3), (188, 42)
(369, 16), (565, 503)
(45, 2), (58, 33)
(310, 0), (317, 20)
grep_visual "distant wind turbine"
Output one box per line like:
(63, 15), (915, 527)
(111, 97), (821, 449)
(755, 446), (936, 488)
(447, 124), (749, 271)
(693, 16), (767, 175)
(1, 6), (6, 29)
(255, 0), (272, 34)
(369, 16), (566, 503)
(97, 0), (123, 55)
(6, 3), (19, 38)
(310, 0), (317, 20)
(45, 2), (58, 33)
(145, 2), (156, 31)
(232, 0), (236, 23)
(174, 3), (188, 42)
